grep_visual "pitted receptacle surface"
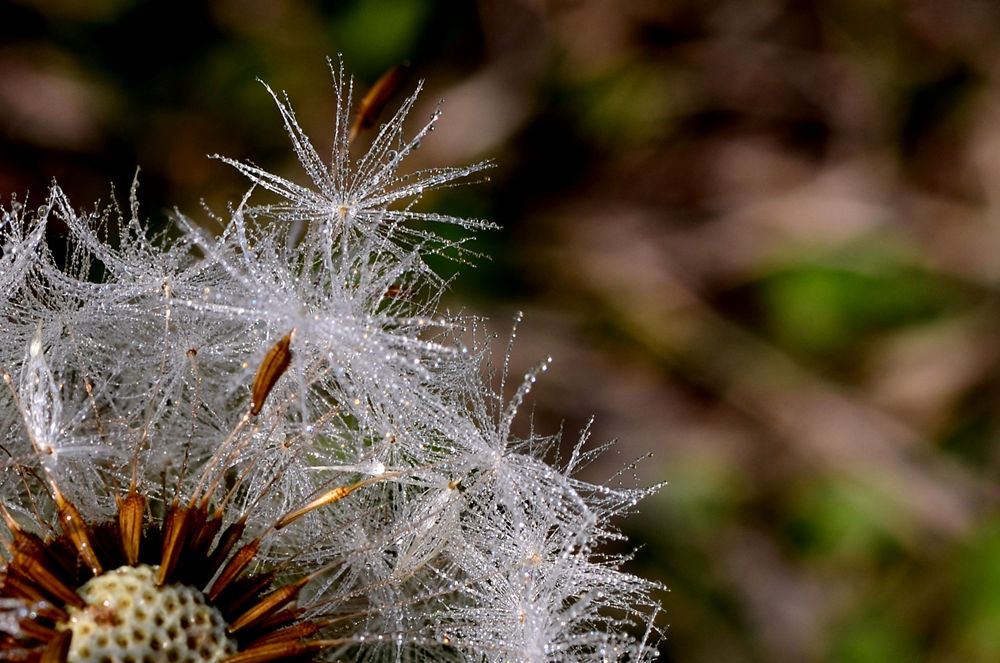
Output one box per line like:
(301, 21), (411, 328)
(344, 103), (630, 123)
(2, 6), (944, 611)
(60, 564), (237, 663)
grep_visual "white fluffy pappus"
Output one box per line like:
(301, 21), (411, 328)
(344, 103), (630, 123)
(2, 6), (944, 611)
(0, 59), (662, 663)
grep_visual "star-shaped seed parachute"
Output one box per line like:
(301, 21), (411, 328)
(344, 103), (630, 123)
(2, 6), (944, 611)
(0, 60), (662, 663)
(213, 58), (496, 285)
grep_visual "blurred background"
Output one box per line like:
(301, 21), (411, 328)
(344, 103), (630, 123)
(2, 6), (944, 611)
(5, 0), (1000, 661)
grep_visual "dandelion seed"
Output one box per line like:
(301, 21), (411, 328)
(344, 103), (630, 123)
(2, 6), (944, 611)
(212, 57), (495, 278)
(249, 330), (295, 416)
(349, 63), (411, 144)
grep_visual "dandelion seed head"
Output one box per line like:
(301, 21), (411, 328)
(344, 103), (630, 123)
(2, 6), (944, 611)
(0, 60), (661, 663)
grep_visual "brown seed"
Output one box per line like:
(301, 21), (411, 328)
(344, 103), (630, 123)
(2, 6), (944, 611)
(2, 573), (71, 617)
(118, 490), (145, 565)
(349, 63), (411, 143)
(274, 468), (407, 530)
(222, 640), (326, 663)
(17, 617), (58, 642)
(10, 538), (83, 609)
(40, 629), (71, 663)
(250, 331), (294, 416)
(384, 284), (413, 300)
(206, 516), (247, 578)
(243, 618), (319, 647)
(274, 483), (357, 530)
(157, 503), (194, 586)
(208, 538), (261, 602)
(227, 577), (308, 634)
(54, 491), (102, 576)
(220, 570), (277, 618)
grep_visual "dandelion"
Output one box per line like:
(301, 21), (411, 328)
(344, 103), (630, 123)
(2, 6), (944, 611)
(0, 59), (662, 663)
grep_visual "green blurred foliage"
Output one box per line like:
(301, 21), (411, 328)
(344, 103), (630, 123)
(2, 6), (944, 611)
(828, 607), (921, 663)
(953, 520), (1000, 659)
(329, 0), (430, 71)
(784, 478), (904, 562)
(754, 247), (963, 362)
